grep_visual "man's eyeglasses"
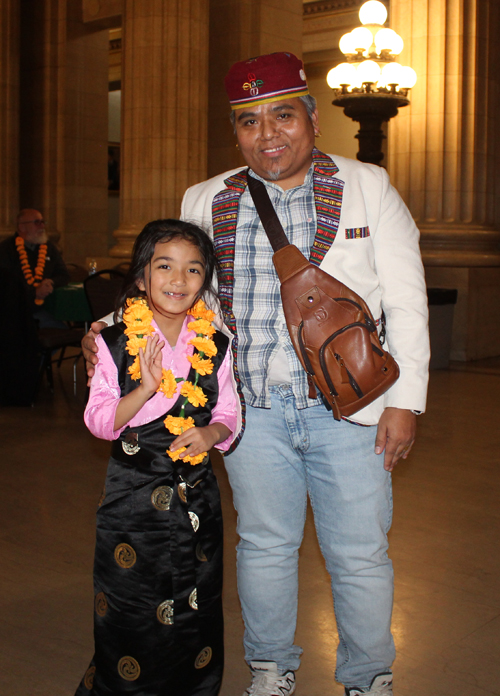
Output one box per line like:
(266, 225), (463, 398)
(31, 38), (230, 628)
(19, 219), (46, 226)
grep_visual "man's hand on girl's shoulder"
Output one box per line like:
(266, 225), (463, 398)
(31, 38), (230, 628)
(83, 321), (107, 382)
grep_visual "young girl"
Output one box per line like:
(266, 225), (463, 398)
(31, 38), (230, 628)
(76, 220), (239, 696)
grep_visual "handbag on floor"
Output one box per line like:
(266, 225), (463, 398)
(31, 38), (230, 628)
(246, 172), (399, 421)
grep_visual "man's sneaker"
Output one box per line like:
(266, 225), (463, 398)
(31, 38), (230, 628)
(243, 660), (296, 696)
(345, 672), (393, 696)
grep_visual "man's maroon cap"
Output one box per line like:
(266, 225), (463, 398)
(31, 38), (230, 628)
(225, 52), (309, 110)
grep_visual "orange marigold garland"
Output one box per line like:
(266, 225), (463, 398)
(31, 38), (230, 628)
(190, 299), (215, 323)
(15, 236), (48, 305)
(122, 297), (217, 465)
(189, 336), (218, 357)
(164, 415), (195, 435)
(180, 382), (208, 408)
(186, 354), (214, 376)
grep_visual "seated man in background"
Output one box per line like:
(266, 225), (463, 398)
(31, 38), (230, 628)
(0, 209), (69, 406)
(0, 209), (69, 328)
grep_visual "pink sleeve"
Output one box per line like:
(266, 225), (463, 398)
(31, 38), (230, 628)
(83, 334), (124, 440)
(211, 345), (239, 452)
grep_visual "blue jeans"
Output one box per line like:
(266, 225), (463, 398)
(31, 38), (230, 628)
(224, 385), (395, 688)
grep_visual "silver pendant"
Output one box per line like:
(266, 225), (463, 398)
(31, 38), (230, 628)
(122, 432), (140, 455)
(189, 588), (198, 610)
(189, 511), (200, 532)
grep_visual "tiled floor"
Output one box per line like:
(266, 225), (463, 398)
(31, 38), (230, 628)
(1, 354), (499, 695)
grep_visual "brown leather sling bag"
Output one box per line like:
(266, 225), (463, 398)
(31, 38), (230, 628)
(246, 172), (399, 421)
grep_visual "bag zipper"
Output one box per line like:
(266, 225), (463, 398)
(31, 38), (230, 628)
(298, 322), (339, 398)
(332, 297), (376, 332)
(334, 353), (364, 398)
(318, 324), (368, 399)
(298, 322), (317, 377)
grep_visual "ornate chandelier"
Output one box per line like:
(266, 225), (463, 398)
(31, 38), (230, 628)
(326, 0), (417, 166)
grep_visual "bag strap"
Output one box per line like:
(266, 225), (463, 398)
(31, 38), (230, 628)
(246, 171), (320, 282)
(246, 171), (335, 406)
(246, 172), (290, 251)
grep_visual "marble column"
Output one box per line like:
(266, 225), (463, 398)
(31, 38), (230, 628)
(18, 1), (111, 263)
(208, 0), (304, 178)
(109, 0), (210, 258)
(65, 2), (109, 264)
(0, 0), (20, 241)
(389, 0), (500, 359)
(19, 0), (67, 244)
(389, 0), (500, 258)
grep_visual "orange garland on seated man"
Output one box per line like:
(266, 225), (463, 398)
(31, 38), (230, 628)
(15, 236), (48, 306)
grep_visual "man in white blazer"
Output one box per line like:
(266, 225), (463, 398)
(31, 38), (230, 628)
(181, 53), (429, 696)
(83, 52), (428, 696)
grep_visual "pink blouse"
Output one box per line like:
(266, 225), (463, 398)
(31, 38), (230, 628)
(84, 316), (238, 452)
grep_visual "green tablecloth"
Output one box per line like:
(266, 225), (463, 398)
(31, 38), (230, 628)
(44, 283), (93, 323)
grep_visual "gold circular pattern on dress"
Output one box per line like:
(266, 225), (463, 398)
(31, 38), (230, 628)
(194, 646), (212, 669)
(189, 588), (198, 610)
(114, 543), (137, 568)
(95, 591), (108, 617)
(189, 511), (200, 532)
(117, 656), (141, 681)
(196, 542), (208, 562)
(157, 599), (174, 625)
(151, 485), (173, 511)
(83, 665), (96, 690)
(178, 482), (187, 504)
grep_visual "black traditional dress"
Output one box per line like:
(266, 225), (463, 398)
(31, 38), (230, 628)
(76, 322), (229, 696)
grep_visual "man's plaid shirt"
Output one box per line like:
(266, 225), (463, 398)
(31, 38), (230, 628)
(232, 166), (323, 410)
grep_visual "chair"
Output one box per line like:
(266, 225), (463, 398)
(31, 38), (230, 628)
(36, 326), (85, 400)
(113, 261), (131, 275)
(84, 269), (125, 322)
(66, 263), (89, 283)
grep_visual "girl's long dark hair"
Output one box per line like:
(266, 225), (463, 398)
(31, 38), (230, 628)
(114, 219), (219, 323)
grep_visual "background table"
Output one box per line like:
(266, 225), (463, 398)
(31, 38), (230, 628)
(44, 282), (93, 324)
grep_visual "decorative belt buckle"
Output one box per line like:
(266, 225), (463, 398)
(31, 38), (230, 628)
(122, 432), (140, 455)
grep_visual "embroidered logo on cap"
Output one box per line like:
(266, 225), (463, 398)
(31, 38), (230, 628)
(243, 72), (264, 96)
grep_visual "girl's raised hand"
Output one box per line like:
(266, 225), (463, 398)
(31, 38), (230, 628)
(138, 333), (165, 397)
(113, 333), (165, 431)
